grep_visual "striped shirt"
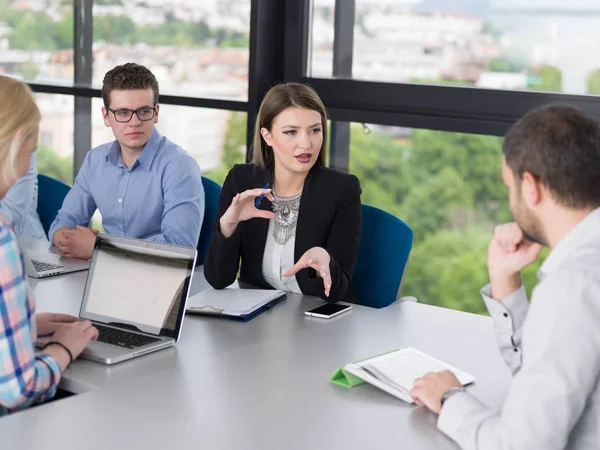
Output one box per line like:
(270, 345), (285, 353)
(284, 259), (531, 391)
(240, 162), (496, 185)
(0, 213), (61, 416)
(438, 207), (600, 449)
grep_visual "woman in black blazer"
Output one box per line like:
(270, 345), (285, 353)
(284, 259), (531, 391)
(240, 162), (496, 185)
(204, 83), (362, 303)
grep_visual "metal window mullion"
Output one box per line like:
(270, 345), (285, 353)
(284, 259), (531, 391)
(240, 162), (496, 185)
(329, 0), (355, 173)
(246, 0), (286, 160)
(73, 0), (93, 179)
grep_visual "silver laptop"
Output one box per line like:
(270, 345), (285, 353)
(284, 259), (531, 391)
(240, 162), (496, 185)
(59, 234), (196, 365)
(21, 238), (90, 278)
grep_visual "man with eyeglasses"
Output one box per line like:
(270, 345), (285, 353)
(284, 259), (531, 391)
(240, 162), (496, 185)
(49, 63), (204, 259)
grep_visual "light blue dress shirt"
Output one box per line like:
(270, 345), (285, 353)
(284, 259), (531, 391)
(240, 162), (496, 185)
(0, 152), (47, 240)
(49, 129), (204, 248)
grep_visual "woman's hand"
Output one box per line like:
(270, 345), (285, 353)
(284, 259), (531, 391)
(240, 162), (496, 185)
(36, 313), (81, 337)
(283, 247), (332, 297)
(43, 321), (99, 371)
(220, 188), (276, 238)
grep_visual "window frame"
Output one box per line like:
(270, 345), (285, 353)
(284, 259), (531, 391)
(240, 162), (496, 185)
(26, 0), (600, 180)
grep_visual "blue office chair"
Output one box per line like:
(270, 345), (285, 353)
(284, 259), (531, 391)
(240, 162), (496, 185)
(197, 176), (222, 266)
(352, 204), (414, 309)
(37, 174), (71, 236)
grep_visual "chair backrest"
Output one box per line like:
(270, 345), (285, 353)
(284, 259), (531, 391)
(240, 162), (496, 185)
(37, 174), (71, 236)
(197, 176), (222, 265)
(352, 204), (414, 308)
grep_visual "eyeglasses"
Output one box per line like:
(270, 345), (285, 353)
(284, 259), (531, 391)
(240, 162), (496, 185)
(107, 106), (157, 123)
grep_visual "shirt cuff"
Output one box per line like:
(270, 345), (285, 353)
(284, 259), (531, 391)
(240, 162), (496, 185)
(49, 219), (77, 243)
(37, 353), (63, 382)
(438, 391), (493, 445)
(481, 283), (529, 335)
(36, 353), (62, 401)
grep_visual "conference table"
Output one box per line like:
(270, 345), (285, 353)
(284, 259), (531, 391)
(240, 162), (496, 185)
(1, 266), (511, 449)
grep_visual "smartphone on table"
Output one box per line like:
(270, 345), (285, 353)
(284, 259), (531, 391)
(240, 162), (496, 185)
(305, 303), (352, 319)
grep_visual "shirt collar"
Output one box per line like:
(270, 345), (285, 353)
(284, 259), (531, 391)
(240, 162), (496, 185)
(538, 206), (600, 279)
(105, 140), (121, 166)
(105, 128), (162, 170)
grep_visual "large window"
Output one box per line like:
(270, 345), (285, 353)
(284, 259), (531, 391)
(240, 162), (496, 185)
(35, 93), (74, 184)
(16, 0), (590, 316)
(0, 2), (74, 83)
(348, 123), (546, 314)
(1, 1), (75, 184)
(92, 1), (250, 99)
(310, 0), (600, 95)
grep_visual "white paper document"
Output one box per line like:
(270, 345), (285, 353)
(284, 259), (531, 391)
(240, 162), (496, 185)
(186, 288), (285, 316)
(343, 347), (476, 403)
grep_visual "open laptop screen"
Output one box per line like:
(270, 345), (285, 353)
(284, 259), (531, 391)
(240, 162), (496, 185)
(80, 235), (197, 339)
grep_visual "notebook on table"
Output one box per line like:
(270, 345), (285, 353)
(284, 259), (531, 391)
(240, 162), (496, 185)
(331, 347), (476, 403)
(186, 287), (286, 322)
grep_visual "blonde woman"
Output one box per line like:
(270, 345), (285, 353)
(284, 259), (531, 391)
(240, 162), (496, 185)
(0, 76), (98, 416)
(204, 83), (362, 302)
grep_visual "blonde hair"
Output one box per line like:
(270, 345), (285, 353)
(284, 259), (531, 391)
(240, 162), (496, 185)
(252, 83), (328, 168)
(0, 76), (41, 184)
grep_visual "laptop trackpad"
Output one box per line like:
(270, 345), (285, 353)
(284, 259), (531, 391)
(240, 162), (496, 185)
(83, 340), (137, 359)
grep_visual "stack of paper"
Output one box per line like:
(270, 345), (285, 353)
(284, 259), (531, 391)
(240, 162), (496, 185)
(333, 347), (476, 403)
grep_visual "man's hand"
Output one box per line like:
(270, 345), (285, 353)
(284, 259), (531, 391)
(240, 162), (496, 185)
(410, 370), (463, 415)
(36, 313), (80, 337)
(54, 225), (99, 260)
(488, 222), (542, 300)
(53, 226), (73, 248)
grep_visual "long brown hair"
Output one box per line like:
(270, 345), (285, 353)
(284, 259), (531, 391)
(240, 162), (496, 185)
(251, 83), (328, 168)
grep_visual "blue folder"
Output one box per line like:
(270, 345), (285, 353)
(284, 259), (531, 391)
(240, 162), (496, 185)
(185, 290), (287, 322)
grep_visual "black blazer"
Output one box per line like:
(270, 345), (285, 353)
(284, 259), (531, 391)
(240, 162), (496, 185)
(204, 163), (362, 302)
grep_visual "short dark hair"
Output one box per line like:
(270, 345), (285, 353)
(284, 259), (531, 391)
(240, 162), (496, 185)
(101, 63), (159, 108)
(504, 104), (600, 209)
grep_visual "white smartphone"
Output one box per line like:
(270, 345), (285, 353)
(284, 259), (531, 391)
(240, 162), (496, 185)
(305, 303), (352, 319)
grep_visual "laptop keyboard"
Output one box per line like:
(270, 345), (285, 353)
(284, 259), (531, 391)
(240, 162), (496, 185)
(32, 259), (64, 272)
(94, 324), (161, 349)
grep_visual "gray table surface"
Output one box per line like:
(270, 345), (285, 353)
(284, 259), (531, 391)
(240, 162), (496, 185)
(1, 265), (511, 450)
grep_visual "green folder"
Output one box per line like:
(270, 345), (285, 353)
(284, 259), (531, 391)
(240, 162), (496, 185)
(330, 348), (399, 388)
(330, 366), (366, 388)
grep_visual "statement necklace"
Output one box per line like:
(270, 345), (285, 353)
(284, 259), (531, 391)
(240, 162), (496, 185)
(271, 191), (302, 245)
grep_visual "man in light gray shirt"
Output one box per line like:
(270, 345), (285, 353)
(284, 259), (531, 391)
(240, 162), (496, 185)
(0, 152), (46, 240)
(410, 104), (600, 449)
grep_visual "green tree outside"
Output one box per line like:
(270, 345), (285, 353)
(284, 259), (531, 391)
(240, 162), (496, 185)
(1, 7), (248, 50)
(586, 68), (600, 95)
(204, 111), (247, 185)
(348, 123), (546, 314)
(36, 145), (73, 185)
(529, 65), (562, 92)
(21, 60), (40, 81)
(488, 56), (527, 73)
